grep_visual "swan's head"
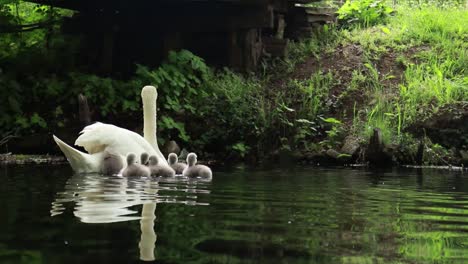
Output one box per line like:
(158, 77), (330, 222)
(140, 152), (149, 165)
(127, 153), (136, 165)
(141, 85), (157, 102)
(148, 155), (159, 166)
(168, 153), (178, 165)
(186, 153), (197, 166)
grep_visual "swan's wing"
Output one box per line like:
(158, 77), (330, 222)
(53, 135), (101, 173)
(75, 122), (157, 158)
(75, 123), (118, 154)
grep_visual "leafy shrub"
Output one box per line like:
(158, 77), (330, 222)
(131, 50), (263, 158)
(337, 0), (394, 27)
(133, 50), (212, 144)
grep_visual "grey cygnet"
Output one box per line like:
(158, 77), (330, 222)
(167, 153), (187, 175)
(122, 153), (150, 177)
(182, 153), (212, 179)
(101, 151), (124, 175)
(140, 152), (149, 166)
(148, 155), (175, 177)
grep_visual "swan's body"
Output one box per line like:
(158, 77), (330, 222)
(182, 153), (212, 179)
(53, 85), (168, 173)
(167, 153), (187, 175)
(53, 123), (158, 173)
(148, 155), (175, 177)
(122, 153), (151, 177)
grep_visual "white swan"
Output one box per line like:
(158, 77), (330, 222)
(53, 85), (168, 173)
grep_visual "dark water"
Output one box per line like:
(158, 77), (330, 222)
(1, 165), (468, 264)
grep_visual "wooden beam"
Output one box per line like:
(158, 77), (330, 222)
(64, 4), (274, 33)
(27, 0), (272, 11)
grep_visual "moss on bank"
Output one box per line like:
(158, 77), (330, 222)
(0, 153), (66, 165)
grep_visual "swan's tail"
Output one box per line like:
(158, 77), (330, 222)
(53, 135), (94, 173)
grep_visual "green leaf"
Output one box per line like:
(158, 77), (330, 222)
(381, 26), (391, 34)
(296, 119), (315, 125)
(321, 117), (342, 124)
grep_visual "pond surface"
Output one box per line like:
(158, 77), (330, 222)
(1, 165), (468, 263)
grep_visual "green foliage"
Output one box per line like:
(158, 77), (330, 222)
(133, 50), (212, 144)
(297, 71), (335, 119)
(337, 0), (394, 27)
(71, 74), (139, 116)
(320, 117), (346, 149)
(202, 69), (263, 158)
(0, 2), (72, 60)
(421, 139), (453, 165)
(231, 142), (250, 158)
(364, 103), (395, 145)
(263, 24), (341, 78)
(269, 72), (335, 152)
(0, 1), (78, 138)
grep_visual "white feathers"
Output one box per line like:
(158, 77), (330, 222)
(75, 122), (156, 157)
(53, 135), (103, 173)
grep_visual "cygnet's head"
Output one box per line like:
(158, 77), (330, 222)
(127, 153), (136, 165)
(140, 152), (149, 165)
(186, 153), (197, 166)
(168, 153), (178, 165)
(148, 155), (159, 166)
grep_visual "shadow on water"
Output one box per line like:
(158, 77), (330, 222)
(1, 164), (468, 263)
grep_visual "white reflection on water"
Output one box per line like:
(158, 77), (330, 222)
(50, 173), (211, 261)
(51, 174), (211, 223)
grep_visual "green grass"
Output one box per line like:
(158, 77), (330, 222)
(337, 3), (468, 146)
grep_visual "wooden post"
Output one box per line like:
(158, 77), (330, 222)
(275, 14), (285, 39)
(243, 28), (262, 71)
(78, 94), (91, 126)
(228, 30), (243, 69)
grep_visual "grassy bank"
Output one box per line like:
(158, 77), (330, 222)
(262, 1), (468, 165)
(1, 1), (467, 165)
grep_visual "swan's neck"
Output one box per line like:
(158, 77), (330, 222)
(141, 86), (168, 166)
(142, 86), (158, 149)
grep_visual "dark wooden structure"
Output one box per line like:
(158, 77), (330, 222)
(30, 0), (336, 74)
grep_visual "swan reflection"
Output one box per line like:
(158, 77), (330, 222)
(51, 173), (211, 261)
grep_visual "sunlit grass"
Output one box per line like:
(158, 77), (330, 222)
(344, 5), (468, 51)
(341, 3), (468, 145)
(396, 6), (468, 125)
